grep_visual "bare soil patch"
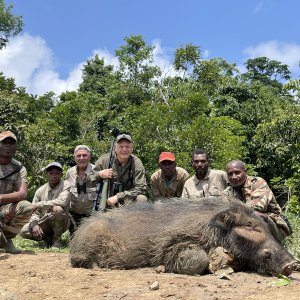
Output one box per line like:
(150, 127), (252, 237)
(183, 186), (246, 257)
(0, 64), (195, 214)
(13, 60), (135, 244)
(0, 252), (299, 300)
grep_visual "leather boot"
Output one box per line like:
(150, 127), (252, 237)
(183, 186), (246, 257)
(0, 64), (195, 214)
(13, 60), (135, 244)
(1, 238), (22, 254)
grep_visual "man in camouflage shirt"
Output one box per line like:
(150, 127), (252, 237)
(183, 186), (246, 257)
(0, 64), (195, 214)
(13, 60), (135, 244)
(222, 160), (290, 241)
(66, 145), (96, 235)
(20, 162), (70, 248)
(151, 151), (189, 200)
(0, 131), (34, 254)
(92, 134), (147, 207)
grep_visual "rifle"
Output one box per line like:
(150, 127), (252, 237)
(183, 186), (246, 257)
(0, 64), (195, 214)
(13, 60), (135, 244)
(93, 130), (119, 212)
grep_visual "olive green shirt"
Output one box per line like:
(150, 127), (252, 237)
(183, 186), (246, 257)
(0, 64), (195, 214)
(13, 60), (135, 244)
(151, 167), (190, 199)
(92, 154), (147, 202)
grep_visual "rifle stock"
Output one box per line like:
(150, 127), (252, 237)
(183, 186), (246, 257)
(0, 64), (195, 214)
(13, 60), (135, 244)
(99, 179), (109, 211)
(93, 130), (119, 212)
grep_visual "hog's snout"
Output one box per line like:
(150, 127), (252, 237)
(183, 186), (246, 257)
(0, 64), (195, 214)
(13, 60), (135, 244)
(280, 261), (299, 276)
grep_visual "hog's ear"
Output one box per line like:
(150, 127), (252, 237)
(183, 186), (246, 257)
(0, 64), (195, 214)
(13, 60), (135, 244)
(210, 208), (237, 232)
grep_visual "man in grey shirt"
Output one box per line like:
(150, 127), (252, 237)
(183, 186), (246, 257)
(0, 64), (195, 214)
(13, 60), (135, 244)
(66, 145), (96, 235)
(20, 162), (70, 248)
(182, 149), (228, 198)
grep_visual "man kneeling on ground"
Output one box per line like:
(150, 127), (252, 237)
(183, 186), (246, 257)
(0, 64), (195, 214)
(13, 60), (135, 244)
(20, 162), (70, 248)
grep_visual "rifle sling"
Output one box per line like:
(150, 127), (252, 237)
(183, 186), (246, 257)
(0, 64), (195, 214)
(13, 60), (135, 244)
(0, 165), (22, 181)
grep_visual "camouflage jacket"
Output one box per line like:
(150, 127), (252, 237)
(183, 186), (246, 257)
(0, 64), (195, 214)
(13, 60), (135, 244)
(0, 159), (27, 195)
(222, 175), (289, 234)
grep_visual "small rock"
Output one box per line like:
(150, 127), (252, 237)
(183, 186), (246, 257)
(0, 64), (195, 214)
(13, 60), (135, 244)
(154, 265), (165, 273)
(149, 281), (160, 290)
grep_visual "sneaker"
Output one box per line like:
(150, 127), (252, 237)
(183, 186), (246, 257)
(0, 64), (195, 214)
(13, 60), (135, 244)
(2, 239), (22, 254)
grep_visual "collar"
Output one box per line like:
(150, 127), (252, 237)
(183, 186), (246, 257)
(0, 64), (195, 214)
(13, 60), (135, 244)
(47, 179), (64, 192)
(194, 168), (211, 184)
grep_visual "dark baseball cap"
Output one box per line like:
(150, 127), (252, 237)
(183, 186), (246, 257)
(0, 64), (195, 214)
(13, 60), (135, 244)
(0, 131), (17, 142)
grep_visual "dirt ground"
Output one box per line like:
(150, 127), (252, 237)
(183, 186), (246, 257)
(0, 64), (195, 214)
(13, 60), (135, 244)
(0, 251), (299, 300)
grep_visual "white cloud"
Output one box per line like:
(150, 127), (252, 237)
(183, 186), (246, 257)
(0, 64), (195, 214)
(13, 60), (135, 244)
(0, 34), (211, 96)
(243, 40), (300, 73)
(0, 33), (83, 95)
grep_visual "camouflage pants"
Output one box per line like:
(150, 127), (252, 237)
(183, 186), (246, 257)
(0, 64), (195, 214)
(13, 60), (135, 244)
(266, 216), (286, 243)
(20, 206), (69, 243)
(0, 200), (33, 239)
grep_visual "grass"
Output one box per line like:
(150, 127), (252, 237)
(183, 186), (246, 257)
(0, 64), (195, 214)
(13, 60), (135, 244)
(13, 231), (70, 253)
(284, 213), (300, 261)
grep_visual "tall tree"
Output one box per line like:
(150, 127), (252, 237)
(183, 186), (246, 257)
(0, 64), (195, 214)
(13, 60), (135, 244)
(173, 43), (201, 78)
(242, 57), (291, 90)
(0, 0), (23, 49)
(115, 35), (161, 104)
(79, 54), (117, 95)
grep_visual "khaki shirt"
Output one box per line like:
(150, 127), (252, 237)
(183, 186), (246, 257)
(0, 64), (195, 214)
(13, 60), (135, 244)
(222, 175), (289, 233)
(66, 163), (96, 215)
(151, 167), (190, 199)
(181, 169), (228, 198)
(30, 179), (71, 225)
(92, 154), (147, 202)
(0, 159), (27, 195)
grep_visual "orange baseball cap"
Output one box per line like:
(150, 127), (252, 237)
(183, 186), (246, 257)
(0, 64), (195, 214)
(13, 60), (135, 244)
(159, 152), (176, 163)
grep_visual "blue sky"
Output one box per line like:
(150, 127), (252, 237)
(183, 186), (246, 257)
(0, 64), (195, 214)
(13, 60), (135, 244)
(1, 0), (300, 95)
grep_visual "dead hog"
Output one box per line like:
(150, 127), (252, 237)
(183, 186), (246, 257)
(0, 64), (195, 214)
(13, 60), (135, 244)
(70, 197), (298, 276)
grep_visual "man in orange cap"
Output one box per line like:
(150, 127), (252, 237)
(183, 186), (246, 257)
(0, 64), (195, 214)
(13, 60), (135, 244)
(0, 130), (34, 253)
(150, 151), (190, 200)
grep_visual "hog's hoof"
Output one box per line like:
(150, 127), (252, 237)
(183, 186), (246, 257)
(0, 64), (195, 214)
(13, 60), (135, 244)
(172, 248), (209, 275)
(208, 247), (240, 273)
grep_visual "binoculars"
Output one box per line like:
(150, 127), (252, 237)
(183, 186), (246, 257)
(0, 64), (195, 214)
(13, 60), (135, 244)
(113, 182), (123, 194)
(77, 182), (87, 194)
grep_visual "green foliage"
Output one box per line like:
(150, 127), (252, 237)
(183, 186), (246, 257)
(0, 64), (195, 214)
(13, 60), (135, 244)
(0, 0), (23, 49)
(173, 43), (201, 77)
(1, 34), (300, 217)
(13, 231), (70, 252)
(115, 35), (161, 104)
(272, 274), (291, 287)
(284, 212), (300, 261)
(243, 57), (291, 90)
(79, 54), (117, 95)
(121, 92), (244, 178)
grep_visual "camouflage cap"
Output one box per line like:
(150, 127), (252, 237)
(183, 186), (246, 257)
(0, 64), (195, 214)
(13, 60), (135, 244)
(0, 131), (17, 142)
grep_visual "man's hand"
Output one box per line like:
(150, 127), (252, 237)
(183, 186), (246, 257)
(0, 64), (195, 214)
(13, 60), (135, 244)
(32, 224), (43, 240)
(33, 202), (53, 211)
(99, 168), (113, 179)
(254, 210), (268, 221)
(107, 195), (118, 207)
